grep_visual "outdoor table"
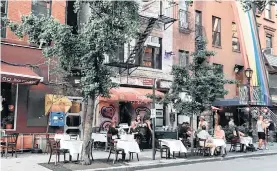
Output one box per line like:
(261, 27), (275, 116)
(60, 140), (83, 161)
(54, 134), (71, 141)
(212, 138), (226, 147)
(116, 139), (140, 160)
(91, 133), (108, 150)
(160, 139), (187, 158)
(120, 134), (134, 141)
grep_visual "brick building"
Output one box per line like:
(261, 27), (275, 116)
(1, 0), (66, 133)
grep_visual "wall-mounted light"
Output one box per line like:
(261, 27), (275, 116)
(234, 64), (243, 74)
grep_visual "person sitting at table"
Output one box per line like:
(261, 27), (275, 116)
(233, 126), (254, 152)
(197, 125), (216, 156)
(214, 125), (227, 157)
(107, 121), (119, 137)
(131, 114), (142, 130)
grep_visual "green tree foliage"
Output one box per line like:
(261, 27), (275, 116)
(3, 0), (139, 164)
(169, 37), (236, 116)
(240, 0), (277, 11)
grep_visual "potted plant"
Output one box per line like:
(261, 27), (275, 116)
(2, 115), (14, 129)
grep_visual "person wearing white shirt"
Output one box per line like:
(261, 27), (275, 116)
(197, 125), (215, 156)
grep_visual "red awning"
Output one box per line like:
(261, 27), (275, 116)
(1, 63), (43, 85)
(100, 87), (164, 102)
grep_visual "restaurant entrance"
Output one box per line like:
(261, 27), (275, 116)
(119, 102), (133, 125)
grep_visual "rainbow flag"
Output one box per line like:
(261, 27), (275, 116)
(233, 2), (271, 106)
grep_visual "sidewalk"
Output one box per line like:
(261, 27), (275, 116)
(1, 143), (277, 171)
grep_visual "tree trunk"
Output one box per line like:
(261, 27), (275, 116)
(81, 95), (96, 165)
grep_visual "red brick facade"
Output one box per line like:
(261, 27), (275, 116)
(1, 0), (66, 133)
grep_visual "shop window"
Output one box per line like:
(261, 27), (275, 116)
(212, 16), (221, 47)
(232, 22), (240, 52)
(1, 83), (17, 130)
(266, 34), (273, 48)
(140, 37), (162, 69)
(265, 4), (272, 19)
(1, 0), (8, 38)
(32, 0), (52, 18)
(179, 50), (189, 67)
(27, 90), (47, 126)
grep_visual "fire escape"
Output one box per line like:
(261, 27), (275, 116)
(104, 0), (177, 75)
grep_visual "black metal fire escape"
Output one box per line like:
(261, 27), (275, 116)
(105, 0), (177, 76)
(127, 17), (158, 65)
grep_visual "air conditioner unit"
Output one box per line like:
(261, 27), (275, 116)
(145, 36), (160, 47)
(263, 48), (274, 55)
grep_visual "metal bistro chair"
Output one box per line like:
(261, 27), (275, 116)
(229, 130), (242, 152)
(46, 134), (70, 165)
(107, 134), (125, 164)
(1, 133), (19, 158)
(196, 138), (211, 156)
(155, 140), (170, 159)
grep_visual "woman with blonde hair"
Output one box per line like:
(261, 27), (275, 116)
(257, 115), (267, 150)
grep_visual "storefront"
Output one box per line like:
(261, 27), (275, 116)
(1, 62), (44, 130)
(93, 86), (164, 130)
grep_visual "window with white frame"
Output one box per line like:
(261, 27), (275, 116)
(232, 22), (240, 51)
(141, 36), (162, 69)
(266, 34), (273, 48)
(179, 1), (189, 30)
(265, 4), (272, 19)
(212, 16), (221, 47)
(1, 0), (8, 38)
(179, 50), (189, 67)
(32, 0), (52, 18)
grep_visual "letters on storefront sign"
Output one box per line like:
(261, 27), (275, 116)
(1, 75), (39, 84)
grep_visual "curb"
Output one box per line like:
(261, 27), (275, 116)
(86, 151), (277, 171)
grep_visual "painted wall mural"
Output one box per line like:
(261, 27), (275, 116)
(98, 101), (151, 130)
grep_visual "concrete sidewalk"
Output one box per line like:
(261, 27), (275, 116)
(1, 143), (277, 171)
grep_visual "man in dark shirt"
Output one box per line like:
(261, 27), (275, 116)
(268, 120), (275, 145)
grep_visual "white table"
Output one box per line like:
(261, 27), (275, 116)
(212, 138), (226, 147)
(54, 134), (70, 141)
(92, 133), (107, 142)
(160, 139), (187, 155)
(54, 134), (80, 141)
(116, 139), (140, 154)
(120, 134), (135, 141)
(60, 140), (83, 160)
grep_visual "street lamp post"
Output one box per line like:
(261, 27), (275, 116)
(244, 67), (253, 136)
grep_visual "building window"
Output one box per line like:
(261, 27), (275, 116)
(179, 1), (189, 32)
(212, 16), (221, 47)
(232, 22), (240, 52)
(141, 37), (162, 69)
(1, 83), (17, 130)
(266, 34), (273, 48)
(1, 0), (8, 38)
(179, 50), (189, 67)
(265, 4), (272, 19)
(32, 0), (52, 18)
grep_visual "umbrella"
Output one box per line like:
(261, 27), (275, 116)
(45, 94), (72, 115)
